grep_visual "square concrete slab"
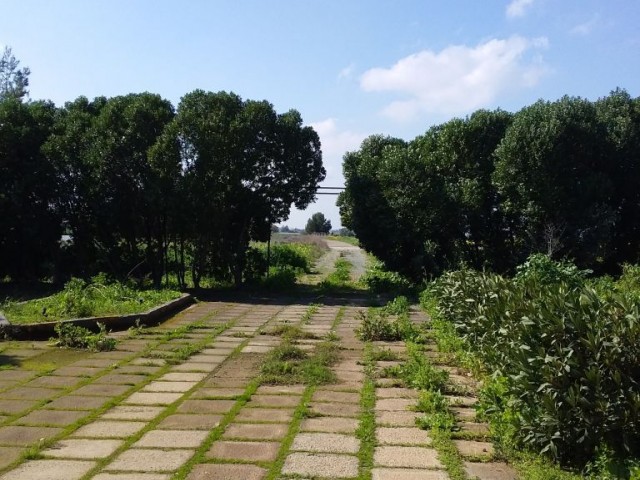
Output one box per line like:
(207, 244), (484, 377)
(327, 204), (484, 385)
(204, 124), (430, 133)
(223, 423), (288, 440)
(26, 376), (82, 389)
(107, 448), (194, 472)
(235, 407), (294, 423)
(0, 399), (39, 415)
(170, 363), (212, 372)
(124, 392), (183, 405)
(177, 399), (235, 414)
(291, 432), (359, 454)
(453, 440), (494, 457)
(282, 452), (359, 478)
(43, 438), (123, 459)
(191, 387), (245, 399)
(45, 395), (107, 410)
(15, 409), (87, 426)
(313, 390), (360, 403)
(374, 446), (442, 469)
(186, 463), (267, 480)
(72, 384), (131, 397)
(3, 387), (59, 401)
(51, 366), (101, 377)
(375, 398), (415, 412)
(372, 468), (450, 480)
(157, 413), (222, 430)
(255, 385), (306, 395)
(0, 446), (24, 470)
(134, 429), (208, 448)
(376, 427), (432, 446)
(0, 425), (62, 446)
(376, 388), (419, 399)
(309, 402), (360, 417)
(300, 417), (359, 434)
(0, 459), (96, 480)
(248, 394), (301, 408)
(207, 440), (280, 462)
(102, 406), (164, 421)
(72, 421), (146, 438)
(142, 381), (197, 393)
(376, 411), (418, 427)
(159, 372), (208, 382)
(463, 461), (518, 480)
(93, 473), (170, 480)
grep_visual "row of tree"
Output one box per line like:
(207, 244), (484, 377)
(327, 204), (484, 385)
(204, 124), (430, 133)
(338, 89), (640, 280)
(0, 49), (325, 286)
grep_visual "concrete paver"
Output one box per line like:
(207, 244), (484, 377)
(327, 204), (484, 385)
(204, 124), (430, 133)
(72, 421), (146, 438)
(0, 426), (62, 446)
(207, 440), (280, 462)
(186, 463), (267, 480)
(235, 407), (294, 423)
(463, 461), (518, 480)
(291, 432), (359, 454)
(106, 448), (194, 472)
(102, 405), (164, 421)
(93, 474), (171, 480)
(124, 392), (183, 405)
(42, 438), (123, 459)
(376, 426), (432, 446)
(223, 423), (288, 440)
(374, 446), (443, 469)
(14, 409), (86, 426)
(300, 417), (359, 434)
(0, 459), (96, 480)
(372, 468), (450, 480)
(134, 429), (208, 448)
(157, 413), (222, 430)
(0, 446), (24, 470)
(282, 452), (359, 478)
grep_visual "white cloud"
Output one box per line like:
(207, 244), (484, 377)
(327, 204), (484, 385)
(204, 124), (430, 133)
(310, 118), (367, 162)
(338, 63), (355, 80)
(360, 36), (549, 121)
(570, 15), (600, 36)
(506, 0), (535, 18)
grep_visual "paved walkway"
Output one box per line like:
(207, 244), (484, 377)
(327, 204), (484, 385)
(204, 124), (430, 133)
(0, 299), (518, 479)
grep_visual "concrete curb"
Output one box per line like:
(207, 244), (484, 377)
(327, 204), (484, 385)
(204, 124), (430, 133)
(0, 293), (195, 340)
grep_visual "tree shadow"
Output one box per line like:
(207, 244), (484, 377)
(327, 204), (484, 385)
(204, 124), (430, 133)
(0, 353), (21, 369)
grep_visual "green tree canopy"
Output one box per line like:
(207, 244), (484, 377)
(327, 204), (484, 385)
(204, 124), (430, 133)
(305, 212), (332, 234)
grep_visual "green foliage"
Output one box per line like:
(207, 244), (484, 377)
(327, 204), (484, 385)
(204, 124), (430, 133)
(1, 276), (181, 324)
(514, 253), (590, 288)
(52, 322), (116, 351)
(305, 211), (331, 234)
(260, 340), (338, 386)
(393, 343), (449, 391)
(356, 297), (419, 342)
(426, 256), (640, 469)
(319, 256), (353, 290)
(360, 261), (412, 294)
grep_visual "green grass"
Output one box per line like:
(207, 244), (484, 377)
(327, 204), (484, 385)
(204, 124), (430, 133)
(356, 344), (377, 480)
(1, 276), (181, 324)
(260, 340), (339, 386)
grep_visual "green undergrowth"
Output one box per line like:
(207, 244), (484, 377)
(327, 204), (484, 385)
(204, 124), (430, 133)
(51, 322), (117, 351)
(260, 340), (339, 385)
(1, 274), (181, 324)
(319, 255), (354, 290)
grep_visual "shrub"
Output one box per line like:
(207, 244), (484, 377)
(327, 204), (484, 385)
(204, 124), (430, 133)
(360, 261), (412, 294)
(52, 322), (117, 351)
(425, 256), (640, 468)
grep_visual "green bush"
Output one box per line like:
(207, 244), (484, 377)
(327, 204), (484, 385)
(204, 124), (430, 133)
(52, 322), (117, 351)
(360, 261), (412, 294)
(424, 255), (640, 469)
(1, 276), (181, 324)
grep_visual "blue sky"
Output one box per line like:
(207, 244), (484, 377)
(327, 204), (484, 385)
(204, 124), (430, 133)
(2, 0), (639, 228)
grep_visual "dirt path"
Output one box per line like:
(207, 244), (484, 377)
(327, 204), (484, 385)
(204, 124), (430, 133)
(0, 298), (516, 480)
(311, 239), (368, 284)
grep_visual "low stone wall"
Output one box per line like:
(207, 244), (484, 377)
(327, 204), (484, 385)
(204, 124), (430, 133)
(0, 293), (195, 340)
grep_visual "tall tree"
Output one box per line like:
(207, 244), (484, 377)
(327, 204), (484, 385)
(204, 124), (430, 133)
(0, 99), (58, 280)
(0, 47), (30, 100)
(305, 212), (331, 234)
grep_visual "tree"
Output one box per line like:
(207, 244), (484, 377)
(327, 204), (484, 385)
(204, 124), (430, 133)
(0, 47), (30, 100)
(0, 98), (58, 280)
(493, 96), (617, 271)
(305, 212), (331, 234)
(153, 89), (324, 287)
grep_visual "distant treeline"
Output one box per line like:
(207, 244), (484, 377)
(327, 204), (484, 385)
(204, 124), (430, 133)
(0, 90), (324, 286)
(339, 89), (640, 280)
